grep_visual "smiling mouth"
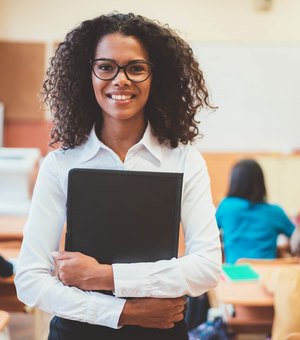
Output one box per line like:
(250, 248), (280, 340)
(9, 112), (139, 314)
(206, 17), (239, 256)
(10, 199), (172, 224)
(108, 94), (136, 101)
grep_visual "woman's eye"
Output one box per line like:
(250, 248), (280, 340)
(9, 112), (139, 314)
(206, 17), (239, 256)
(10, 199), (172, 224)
(97, 63), (114, 72)
(128, 64), (146, 73)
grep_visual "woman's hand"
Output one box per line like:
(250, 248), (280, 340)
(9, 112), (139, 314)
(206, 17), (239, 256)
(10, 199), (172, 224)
(52, 251), (114, 291)
(118, 296), (187, 329)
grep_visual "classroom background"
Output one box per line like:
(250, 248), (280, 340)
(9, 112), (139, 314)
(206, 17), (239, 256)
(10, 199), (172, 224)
(1, 0), (300, 339)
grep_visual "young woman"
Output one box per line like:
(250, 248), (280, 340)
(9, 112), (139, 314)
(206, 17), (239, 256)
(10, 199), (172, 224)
(216, 159), (295, 264)
(15, 13), (222, 339)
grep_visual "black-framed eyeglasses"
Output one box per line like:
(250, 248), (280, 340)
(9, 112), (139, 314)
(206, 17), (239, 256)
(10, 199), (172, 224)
(90, 58), (154, 83)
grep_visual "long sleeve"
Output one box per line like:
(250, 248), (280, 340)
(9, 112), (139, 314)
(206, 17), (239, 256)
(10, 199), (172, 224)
(15, 152), (125, 328)
(113, 148), (222, 298)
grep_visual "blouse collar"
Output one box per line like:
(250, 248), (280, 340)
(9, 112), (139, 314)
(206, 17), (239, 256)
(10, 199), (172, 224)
(79, 123), (163, 164)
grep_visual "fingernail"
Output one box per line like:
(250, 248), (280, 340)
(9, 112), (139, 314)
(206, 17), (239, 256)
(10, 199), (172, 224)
(51, 251), (59, 257)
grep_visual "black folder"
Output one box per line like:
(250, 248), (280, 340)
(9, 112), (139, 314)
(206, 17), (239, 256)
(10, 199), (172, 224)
(65, 169), (183, 264)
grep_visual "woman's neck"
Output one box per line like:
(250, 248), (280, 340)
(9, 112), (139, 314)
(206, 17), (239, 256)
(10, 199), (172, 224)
(98, 118), (146, 162)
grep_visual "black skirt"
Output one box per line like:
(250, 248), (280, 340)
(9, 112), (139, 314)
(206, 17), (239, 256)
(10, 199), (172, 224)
(48, 316), (188, 340)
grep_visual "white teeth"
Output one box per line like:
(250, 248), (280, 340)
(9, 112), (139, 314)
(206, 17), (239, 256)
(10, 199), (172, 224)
(111, 94), (132, 101)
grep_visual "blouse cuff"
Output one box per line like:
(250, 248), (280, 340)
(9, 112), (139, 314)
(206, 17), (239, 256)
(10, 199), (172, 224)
(88, 292), (126, 329)
(112, 263), (152, 297)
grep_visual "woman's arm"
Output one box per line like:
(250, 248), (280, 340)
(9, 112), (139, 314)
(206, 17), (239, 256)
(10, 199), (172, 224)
(118, 296), (186, 329)
(14, 153), (126, 328)
(15, 152), (186, 329)
(53, 148), (222, 298)
(113, 149), (222, 298)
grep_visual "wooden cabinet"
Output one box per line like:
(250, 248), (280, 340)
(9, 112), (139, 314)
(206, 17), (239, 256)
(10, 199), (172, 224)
(0, 41), (46, 121)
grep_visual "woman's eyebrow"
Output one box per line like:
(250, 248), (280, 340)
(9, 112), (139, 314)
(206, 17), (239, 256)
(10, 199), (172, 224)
(92, 57), (114, 62)
(93, 58), (149, 63)
(127, 59), (149, 63)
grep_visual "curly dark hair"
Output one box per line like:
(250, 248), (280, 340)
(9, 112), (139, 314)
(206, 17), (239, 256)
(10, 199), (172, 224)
(43, 12), (214, 149)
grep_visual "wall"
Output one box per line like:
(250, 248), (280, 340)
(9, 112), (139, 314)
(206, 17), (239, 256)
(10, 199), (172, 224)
(1, 0), (300, 43)
(0, 41), (45, 121)
(4, 120), (52, 155)
(194, 43), (300, 152)
(1, 0), (300, 152)
(203, 152), (300, 215)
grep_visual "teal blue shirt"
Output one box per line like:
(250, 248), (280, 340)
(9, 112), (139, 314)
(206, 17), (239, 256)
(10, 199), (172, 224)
(216, 197), (295, 264)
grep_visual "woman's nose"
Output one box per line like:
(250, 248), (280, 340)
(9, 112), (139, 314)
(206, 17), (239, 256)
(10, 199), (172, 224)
(112, 70), (131, 86)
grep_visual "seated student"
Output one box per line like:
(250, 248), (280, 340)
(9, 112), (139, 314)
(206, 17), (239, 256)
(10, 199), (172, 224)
(216, 159), (295, 263)
(0, 255), (13, 278)
(263, 233), (300, 340)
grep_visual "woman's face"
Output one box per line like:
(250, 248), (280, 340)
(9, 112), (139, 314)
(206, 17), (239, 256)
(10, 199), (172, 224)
(92, 33), (152, 125)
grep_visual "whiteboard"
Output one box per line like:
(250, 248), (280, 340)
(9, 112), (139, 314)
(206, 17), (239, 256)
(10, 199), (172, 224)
(192, 44), (300, 152)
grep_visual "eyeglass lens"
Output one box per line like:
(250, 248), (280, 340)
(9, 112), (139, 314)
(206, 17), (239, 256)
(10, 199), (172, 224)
(92, 60), (152, 82)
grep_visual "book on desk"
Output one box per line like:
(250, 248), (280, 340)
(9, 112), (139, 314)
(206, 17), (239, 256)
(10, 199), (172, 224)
(222, 263), (260, 282)
(65, 168), (183, 265)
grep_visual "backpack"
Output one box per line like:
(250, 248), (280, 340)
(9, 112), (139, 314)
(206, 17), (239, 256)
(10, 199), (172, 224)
(188, 316), (229, 340)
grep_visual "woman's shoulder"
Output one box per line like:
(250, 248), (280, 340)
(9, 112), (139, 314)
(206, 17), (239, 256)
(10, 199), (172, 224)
(41, 147), (69, 165)
(40, 143), (86, 173)
(154, 142), (207, 181)
(249, 200), (282, 210)
(171, 142), (206, 162)
(218, 197), (250, 207)
(159, 142), (205, 168)
(260, 202), (287, 214)
(178, 143), (207, 172)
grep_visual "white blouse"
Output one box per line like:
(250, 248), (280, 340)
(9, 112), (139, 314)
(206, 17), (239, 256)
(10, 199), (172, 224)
(15, 124), (222, 329)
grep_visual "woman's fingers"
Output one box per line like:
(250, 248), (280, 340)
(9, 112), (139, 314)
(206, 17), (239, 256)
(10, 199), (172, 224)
(51, 251), (74, 260)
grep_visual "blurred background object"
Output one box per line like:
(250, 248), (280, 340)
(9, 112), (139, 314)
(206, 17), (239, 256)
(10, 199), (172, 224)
(0, 148), (41, 215)
(0, 103), (4, 147)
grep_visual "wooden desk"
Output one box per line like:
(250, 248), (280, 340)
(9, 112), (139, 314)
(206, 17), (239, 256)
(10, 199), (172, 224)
(216, 265), (274, 306)
(0, 246), (52, 340)
(0, 246), (25, 312)
(214, 264), (282, 334)
(0, 215), (26, 241)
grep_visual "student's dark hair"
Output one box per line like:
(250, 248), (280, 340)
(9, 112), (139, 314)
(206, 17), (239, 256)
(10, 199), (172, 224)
(227, 159), (266, 203)
(43, 12), (215, 149)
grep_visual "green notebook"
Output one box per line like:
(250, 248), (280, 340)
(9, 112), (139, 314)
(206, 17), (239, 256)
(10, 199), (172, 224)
(222, 263), (260, 282)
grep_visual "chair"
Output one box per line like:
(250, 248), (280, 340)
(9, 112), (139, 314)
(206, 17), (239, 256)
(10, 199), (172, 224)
(0, 310), (10, 340)
(263, 266), (300, 340)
